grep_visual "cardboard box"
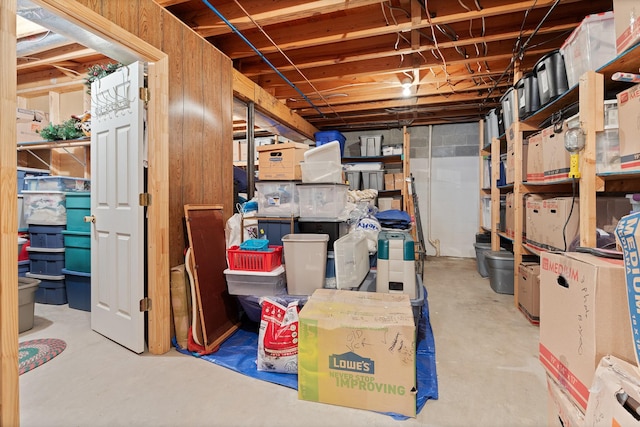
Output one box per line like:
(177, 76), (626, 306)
(384, 173), (395, 190)
(617, 83), (640, 171)
(526, 132), (544, 182)
(518, 262), (540, 323)
(614, 0), (640, 54)
(584, 356), (640, 426)
(539, 197), (580, 252)
(17, 120), (45, 143)
(546, 373), (585, 427)
(542, 120), (573, 183)
(525, 194), (548, 248)
(615, 211), (640, 368)
(539, 252), (636, 411)
(257, 142), (308, 180)
(394, 173), (404, 191)
(298, 289), (417, 417)
(505, 192), (514, 238)
(506, 137), (528, 185)
(391, 198), (401, 210)
(16, 108), (47, 123)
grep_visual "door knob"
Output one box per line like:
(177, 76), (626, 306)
(84, 215), (96, 223)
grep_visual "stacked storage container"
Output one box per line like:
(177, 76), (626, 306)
(17, 167), (49, 277)
(62, 192), (91, 311)
(22, 176), (90, 305)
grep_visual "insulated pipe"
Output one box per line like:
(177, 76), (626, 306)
(426, 125), (441, 256)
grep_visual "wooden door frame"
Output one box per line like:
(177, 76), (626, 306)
(1, 0), (170, 423)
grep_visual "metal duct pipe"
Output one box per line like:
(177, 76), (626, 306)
(17, 32), (69, 57)
(17, 0), (139, 65)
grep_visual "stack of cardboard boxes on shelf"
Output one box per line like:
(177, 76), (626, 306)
(482, 2), (640, 424)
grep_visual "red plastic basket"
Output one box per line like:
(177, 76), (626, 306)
(227, 245), (283, 272)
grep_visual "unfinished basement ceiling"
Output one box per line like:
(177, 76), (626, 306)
(17, 0), (614, 133)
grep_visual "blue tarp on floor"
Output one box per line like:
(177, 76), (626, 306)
(175, 287), (438, 420)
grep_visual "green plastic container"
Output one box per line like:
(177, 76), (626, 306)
(62, 230), (91, 273)
(65, 192), (91, 232)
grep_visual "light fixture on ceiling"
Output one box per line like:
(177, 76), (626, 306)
(401, 77), (413, 97)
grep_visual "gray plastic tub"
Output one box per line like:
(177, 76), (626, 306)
(474, 242), (492, 278)
(485, 251), (514, 294)
(19, 277), (41, 333)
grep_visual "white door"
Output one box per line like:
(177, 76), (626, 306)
(90, 62), (145, 353)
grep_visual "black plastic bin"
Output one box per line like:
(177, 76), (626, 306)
(534, 50), (569, 107)
(516, 72), (541, 119)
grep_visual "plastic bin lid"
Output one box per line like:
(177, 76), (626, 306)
(61, 268), (91, 277)
(485, 251), (514, 260)
(282, 233), (330, 242)
(223, 265), (285, 277)
(18, 277), (41, 288)
(27, 246), (65, 253)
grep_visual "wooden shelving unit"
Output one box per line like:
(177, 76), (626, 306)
(480, 42), (640, 308)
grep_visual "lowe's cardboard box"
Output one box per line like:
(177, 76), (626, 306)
(298, 288), (417, 417)
(584, 355), (640, 426)
(539, 251), (635, 411)
(257, 142), (308, 180)
(526, 132), (544, 182)
(617, 83), (640, 172)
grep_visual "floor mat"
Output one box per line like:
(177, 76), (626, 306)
(176, 287), (438, 419)
(19, 338), (66, 375)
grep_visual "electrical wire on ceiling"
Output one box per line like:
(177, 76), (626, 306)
(483, 0), (562, 105)
(199, 0), (329, 119)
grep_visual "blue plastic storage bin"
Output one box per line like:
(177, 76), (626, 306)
(65, 192), (91, 232)
(257, 218), (300, 247)
(26, 272), (67, 305)
(27, 247), (65, 276)
(28, 224), (65, 249)
(62, 230), (90, 273)
(314, 130), (346, 157)
(62, 268), (90, 311)
(18, 260), (29, 277)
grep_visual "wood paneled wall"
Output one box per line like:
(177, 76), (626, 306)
(74, 0), (234, 267)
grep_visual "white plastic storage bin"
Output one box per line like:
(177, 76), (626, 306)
(334, 232), (370, 289)
(359, 135), (383, 156)
(255, 181), (299, 217)
(22, 191), (67, 225)
(560, 11), (616, 88)
(604, 99), (618, 128)
(596, 128), (621, 174)
(281, 233), (329, 295)
(361, 170), (384, 190)
(300, 161), (343, 184)
(24, 176), (90, 192)
(297, 183), (348, 219)
(224, 265), (286, 296)
(482, 196), (491, 229)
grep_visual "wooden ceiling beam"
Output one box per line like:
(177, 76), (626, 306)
(190, 0), (387, 38)
(235, 22), (576, 77)
(212, 0), (585, 59)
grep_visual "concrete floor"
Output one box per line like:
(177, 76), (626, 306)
(19, 256), (547, 427)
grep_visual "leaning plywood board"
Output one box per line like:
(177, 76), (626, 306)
(184, 205), (239, 352)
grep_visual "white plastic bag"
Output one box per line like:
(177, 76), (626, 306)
(257, 298), (299, 374)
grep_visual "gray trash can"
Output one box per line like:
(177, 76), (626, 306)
(473, 242), (492, 278)
(485, 251), (515, 294)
